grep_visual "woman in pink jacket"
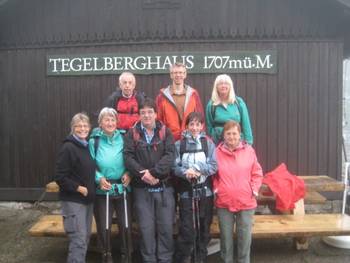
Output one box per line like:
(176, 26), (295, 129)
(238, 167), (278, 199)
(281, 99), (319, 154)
(214, 120), (263, 263)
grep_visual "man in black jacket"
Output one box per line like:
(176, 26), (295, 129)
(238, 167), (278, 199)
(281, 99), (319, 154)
(124, 98), (175, 263)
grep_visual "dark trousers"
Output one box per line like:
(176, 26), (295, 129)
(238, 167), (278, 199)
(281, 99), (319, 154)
(61, 201), (94, 263)
(133, 186), (175, 263)
(174, 196), (214, 263)
(94, 194), (132, 256)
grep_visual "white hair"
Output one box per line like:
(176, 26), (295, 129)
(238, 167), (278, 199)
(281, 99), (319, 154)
(119, 71), (135, 83)
(210, 74), (236, 105)
(98, 107), (118, 125)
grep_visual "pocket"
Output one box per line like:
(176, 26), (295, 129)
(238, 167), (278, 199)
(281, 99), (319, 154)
(62, 214), (77, 234)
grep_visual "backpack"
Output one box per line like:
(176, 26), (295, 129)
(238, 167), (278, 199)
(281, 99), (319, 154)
(179, 136), (209, 161)
(131, 124), (167, 149)
(112, 90), (146, 114)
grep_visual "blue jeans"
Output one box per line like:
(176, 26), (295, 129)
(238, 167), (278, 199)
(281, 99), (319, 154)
(217, 208), (255, 263)
(61, 201), (93, 263)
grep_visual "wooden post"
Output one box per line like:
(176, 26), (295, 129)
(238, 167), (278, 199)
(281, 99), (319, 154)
(293, 199), (309, 250)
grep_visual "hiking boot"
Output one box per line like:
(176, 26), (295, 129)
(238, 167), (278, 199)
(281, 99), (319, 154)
(102, 252), (114, 263)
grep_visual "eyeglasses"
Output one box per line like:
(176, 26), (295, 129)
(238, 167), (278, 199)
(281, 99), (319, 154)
(74, 124), (90, 129)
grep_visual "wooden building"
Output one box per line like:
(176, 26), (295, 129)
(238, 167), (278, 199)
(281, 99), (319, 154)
(1, 0), (350, 200)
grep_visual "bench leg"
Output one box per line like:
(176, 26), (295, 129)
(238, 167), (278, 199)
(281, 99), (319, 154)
(292, 199), (308, 250)
(294, 237), (309, 250)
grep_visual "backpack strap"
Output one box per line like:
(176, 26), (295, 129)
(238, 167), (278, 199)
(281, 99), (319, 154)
(235, 96), (243, 118)
(210, 103), (217, 121)
(92, 136), (101, 172)
(158, 124), (166, 141)
(179, 138), (187, 161)
(110, 90), (122, 109)
(132, 126), (140, 143)
(93, 137), (100, 159)
(135, 91), (146, 108)
(200, 136), (208, 158)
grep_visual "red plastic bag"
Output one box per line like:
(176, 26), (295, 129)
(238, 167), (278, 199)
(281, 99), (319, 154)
(263, 163), (305, 212)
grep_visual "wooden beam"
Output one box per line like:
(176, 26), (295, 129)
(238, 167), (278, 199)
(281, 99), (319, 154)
(30, 214), (350, 240)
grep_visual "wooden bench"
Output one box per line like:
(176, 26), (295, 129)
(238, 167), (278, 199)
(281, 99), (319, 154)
(29, 213), (350, 239)
(32, 176), (346, 250)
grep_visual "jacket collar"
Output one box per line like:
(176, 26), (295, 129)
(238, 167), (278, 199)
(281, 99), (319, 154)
(161, 85), (194, 110)
(182, 130), (206, 141)
(135, 119), (163, 132)
(218, 141), (247, 155)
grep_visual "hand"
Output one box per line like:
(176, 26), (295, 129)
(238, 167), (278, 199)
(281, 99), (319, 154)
(140, 169), (159, 185)
(185, 168), (201, 180)
(122, 173), (131, 187)
(77, 186), (88, 197)
(99, 177), (112, 191)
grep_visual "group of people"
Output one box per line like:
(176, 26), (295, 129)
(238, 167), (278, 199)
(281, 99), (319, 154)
(54, 62), (264, 263)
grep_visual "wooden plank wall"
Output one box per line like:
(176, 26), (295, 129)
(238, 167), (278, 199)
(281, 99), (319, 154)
(0, 0), (342, 48)
(0, 40), (343, 191)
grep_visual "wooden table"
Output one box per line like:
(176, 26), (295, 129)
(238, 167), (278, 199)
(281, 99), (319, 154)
(259, 175), (344, 193)
(299, 175), (345, 192)
(258, 175), (344, 206)
(259, 175), (345, 249)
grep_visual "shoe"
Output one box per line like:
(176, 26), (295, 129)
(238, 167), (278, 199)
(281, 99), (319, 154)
(102, 252), (114, 263)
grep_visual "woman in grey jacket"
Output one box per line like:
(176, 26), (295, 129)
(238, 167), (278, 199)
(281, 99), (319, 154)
(173, 112), (217, 263)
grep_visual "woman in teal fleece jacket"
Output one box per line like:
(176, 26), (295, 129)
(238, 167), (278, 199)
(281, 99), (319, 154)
(206, 74), (253, 145)
(89, 107), (131, 263)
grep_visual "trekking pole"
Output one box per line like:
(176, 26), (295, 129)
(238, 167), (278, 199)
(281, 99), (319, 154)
(123, 187), (132, 263)
(191, 178), (201, 263)
(104, 190), (112, 263)
(342, 134), (349, 214)
(195, 185), (201, 263)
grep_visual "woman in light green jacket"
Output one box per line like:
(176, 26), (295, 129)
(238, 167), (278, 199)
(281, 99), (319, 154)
(89, 107), (131, 263)
(206, 74), (253, 145)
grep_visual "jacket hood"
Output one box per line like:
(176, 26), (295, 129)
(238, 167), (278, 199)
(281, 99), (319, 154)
(90, 127), (103, 137)
(217, 140), (248, 155)
(181, 130), (206, 141)
(161, 85), (194, 109)
(89, 127), (121, 138)
(63, 134), (88, 148)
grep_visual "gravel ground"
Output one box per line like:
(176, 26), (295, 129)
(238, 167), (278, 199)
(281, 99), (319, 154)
(1, 203), (350, 263)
